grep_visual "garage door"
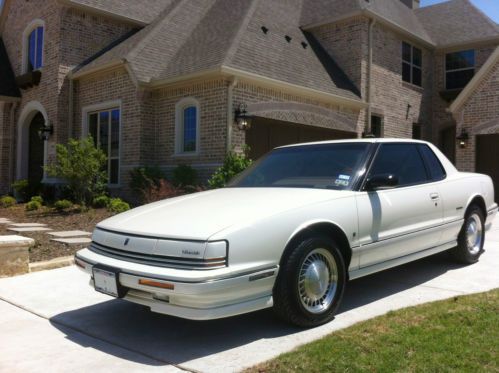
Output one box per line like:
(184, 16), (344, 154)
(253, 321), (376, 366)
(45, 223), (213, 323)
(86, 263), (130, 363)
(476, 134), (499, 203)
(246, 118), (356, 159)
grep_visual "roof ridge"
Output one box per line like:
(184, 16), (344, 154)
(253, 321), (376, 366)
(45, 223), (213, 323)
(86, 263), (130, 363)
(222, 0), (260, 67)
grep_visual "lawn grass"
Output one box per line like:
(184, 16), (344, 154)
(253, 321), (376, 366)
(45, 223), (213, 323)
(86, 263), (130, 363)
(248, 289), (499, 373)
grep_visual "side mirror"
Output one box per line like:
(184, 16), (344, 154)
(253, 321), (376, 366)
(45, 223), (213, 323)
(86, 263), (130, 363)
(365, 174), (398, 191)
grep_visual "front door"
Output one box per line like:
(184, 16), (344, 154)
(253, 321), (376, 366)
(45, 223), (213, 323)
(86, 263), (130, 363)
(28, 112), (45, 186)
(356, 143), (443, 267)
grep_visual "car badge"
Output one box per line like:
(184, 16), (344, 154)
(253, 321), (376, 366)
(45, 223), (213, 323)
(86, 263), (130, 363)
(124, 238), (130, 246)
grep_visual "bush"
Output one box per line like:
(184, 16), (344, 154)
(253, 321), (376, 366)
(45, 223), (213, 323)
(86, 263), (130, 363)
(0, 195), (16, 208)
(12, 179), (42, 202)
(54, 199), (73, 211)
(129, 166), (166, 203)
(108, 198), (130, 214)
(141, 179), (187, 204)
(92, 195), (110, 208)
(25, 200), (41, 211)
(172, 164), (198, 187)
(45, 137), (107, 206)
(208, 150), (252, 189)
(30, 196), (43, 205)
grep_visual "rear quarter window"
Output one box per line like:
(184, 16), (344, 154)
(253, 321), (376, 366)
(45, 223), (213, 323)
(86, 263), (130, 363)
(419, 144), (446, 181)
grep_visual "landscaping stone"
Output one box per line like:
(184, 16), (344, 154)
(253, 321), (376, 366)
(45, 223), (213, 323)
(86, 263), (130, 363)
(0, 235), (34, 277)
(29, 256), (75, 273)
(9, 223), (48, 227)
(48, 230), (92, 238)
(8, 227), (52, 233)
(50, 237), (92, 245)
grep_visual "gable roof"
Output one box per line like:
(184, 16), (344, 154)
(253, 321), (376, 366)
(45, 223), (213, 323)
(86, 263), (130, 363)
(0, 38), (20, 99)
(64, 0), (174, 25)
(73, 0), (362, 104)
(415, 0), (499, 48)
(450, 46), (499, 113)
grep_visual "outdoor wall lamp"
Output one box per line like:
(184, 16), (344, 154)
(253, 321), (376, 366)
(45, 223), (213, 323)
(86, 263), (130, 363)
(235, 103), (253, 131)
(38, 121), (53, 141)
(456, 128), (469, 149)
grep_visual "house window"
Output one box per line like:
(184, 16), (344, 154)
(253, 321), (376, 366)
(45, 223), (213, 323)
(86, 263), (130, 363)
(445, 50), (475, 90)
(175, 98), (199, 154)
(371, 115), (383, 138)
(402, 42), (422, 86)
(88, 108), (120, 185)
(27, 25), (44, 71)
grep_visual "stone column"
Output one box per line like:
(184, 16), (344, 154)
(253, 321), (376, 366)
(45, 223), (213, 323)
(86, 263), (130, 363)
(0, 235), (34, 277)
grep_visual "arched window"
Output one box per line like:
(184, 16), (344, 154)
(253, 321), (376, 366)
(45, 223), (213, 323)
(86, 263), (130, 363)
(23, 20), (44, 73)
(175, 98), (200, 154)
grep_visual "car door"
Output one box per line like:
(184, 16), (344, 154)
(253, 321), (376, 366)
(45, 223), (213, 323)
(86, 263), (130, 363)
(355, 143), (444, 267)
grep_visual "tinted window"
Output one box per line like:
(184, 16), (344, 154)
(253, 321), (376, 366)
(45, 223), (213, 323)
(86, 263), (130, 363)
(229, 143), (371, 190)
(445, 50), (475, 90)
(368, 144), (429, 187)
(419, 144), (446, 181)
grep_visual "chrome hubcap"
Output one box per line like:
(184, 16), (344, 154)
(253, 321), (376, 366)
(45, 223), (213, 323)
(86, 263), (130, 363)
(298, 248), (337, 314)
(466, 213), (483, 255)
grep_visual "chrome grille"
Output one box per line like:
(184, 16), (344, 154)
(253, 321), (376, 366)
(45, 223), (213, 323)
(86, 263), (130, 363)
(89, 242), (227, 270)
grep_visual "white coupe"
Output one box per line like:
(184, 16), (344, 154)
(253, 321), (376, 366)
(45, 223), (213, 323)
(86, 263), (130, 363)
(76, 139), (497, 327)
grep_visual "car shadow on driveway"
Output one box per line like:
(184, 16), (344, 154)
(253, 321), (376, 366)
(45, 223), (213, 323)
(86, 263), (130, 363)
(49, 252), (465, 366)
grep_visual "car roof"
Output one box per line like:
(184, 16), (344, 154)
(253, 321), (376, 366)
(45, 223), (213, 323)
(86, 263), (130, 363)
(277, 138), (431, 149)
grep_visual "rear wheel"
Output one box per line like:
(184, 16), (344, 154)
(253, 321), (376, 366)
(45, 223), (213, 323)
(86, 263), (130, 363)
(450, 205), (485, 264)
(273, 235), (346, 327)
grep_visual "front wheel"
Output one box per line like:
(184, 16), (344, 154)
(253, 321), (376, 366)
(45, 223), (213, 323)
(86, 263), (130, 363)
(450, 205), (485, 264)
(273, 235), (346, 327)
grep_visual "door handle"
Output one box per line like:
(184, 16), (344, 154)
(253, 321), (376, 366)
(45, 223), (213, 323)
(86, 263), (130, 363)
(430, 193), (440, 201)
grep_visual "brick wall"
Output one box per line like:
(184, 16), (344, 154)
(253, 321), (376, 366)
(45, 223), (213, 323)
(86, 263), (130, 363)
(0, 102), (14, 194)
(454, 60), (499, 172)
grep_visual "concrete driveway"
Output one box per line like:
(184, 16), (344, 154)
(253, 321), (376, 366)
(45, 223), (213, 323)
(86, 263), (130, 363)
(1, 218), (498, 373)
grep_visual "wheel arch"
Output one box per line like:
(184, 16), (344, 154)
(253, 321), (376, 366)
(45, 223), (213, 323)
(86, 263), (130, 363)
(466, 194), (487, 218)
(281, 220), (352, 272)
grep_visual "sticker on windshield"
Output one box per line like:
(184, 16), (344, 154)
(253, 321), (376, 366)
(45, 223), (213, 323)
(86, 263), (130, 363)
(338, 174), (351, 181)
(334, 179), (349, 187)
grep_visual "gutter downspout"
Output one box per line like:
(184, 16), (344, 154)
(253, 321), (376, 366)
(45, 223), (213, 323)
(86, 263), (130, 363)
(9, 101), (18, 187)
(365, 18), (375, 136)
(226, 77), (238, 152)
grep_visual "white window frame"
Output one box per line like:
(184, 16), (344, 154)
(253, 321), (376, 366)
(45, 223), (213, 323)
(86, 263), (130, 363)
(82, 100), (122, 187)
(175, 97), (200, 156)
(444, 49), (475, 90)
(402, 41), (422, 87)
(22, 19), (45, 74)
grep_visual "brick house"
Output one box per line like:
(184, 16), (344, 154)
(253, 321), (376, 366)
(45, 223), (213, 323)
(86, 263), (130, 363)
(0, 0), (498, 198)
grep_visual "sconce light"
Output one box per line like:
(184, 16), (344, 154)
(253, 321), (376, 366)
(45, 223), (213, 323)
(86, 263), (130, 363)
(456, 128), (469, 149)
(234, 103), (253, 131)
(38, 121), (53, 141)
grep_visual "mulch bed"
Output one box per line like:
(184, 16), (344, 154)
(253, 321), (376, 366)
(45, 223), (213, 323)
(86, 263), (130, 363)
(0, 205), (113, 262)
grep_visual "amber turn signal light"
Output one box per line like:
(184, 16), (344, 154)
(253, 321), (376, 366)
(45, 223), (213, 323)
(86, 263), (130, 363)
(138, 279), (175, 290)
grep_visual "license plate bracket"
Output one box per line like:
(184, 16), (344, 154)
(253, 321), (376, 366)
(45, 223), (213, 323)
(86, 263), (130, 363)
(92, 264), (127, 298)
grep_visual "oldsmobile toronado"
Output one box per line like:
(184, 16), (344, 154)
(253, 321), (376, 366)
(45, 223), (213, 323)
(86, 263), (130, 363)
(75, 139), (497, 327)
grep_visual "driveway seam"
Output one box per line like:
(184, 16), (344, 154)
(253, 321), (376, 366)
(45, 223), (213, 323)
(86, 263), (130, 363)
(0, 297), (198, 373)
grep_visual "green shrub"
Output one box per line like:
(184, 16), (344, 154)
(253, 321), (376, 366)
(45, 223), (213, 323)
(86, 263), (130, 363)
(92, 195), (110, 208)
(45, 137), (107, 206)
(0, 195), (16, 208)
(25, 200), (41, 211)
(129, 166), (166, 203)
(208, 150), (252, 189)
(54, 199), (73, 211)
(108, 198), (130, 214)
(12, 179), (29, 201)
(172, 164), (198, 187)
(30, 196), (43, 205)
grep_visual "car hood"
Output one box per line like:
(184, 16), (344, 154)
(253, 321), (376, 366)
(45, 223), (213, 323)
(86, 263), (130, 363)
(96, 188), (353, 240)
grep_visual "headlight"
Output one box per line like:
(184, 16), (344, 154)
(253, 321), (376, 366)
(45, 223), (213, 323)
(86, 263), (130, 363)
(204, 241), (227, 260)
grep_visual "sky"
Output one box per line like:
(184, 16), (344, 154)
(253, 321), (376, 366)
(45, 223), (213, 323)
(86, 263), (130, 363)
(421, 0), (499, 23)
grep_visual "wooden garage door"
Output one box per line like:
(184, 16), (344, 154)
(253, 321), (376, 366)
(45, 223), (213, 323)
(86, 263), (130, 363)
(476, 134), (499, 203)
(246, 118), (356, 160)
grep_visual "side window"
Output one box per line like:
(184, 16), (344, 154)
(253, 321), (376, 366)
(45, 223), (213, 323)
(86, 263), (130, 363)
(418, 144), (446, 181)
(368, 144), (429, 187)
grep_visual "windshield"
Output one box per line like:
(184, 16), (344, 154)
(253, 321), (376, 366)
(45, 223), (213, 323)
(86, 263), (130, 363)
(229, 142), (371, 190)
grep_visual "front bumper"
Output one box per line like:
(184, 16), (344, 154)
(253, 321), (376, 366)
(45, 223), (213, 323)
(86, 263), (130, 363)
(75, 248), (277, 320)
